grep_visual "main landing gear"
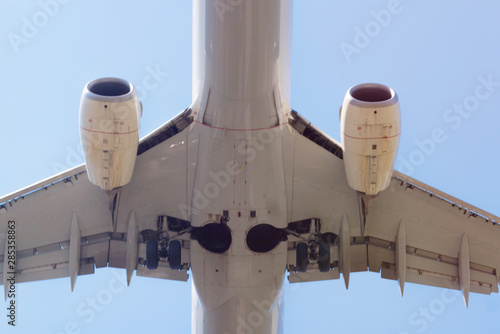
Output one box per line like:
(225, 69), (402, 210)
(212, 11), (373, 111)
(143, 216), (190, 271)
(295, 238), (331, 273)
(289, 218), (337, 273)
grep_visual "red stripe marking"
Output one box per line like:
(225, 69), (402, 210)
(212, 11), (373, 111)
(194, 120), (288, 132)
(80, 126), (138, 135)
(344, 132), (400, 140)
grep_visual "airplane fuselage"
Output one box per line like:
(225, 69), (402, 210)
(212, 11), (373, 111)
(188, 1), (293, 333)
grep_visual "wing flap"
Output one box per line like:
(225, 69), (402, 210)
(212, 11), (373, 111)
(16, 249), (70, 271)
(16, 261), (96, 284)
(81, 235), (110, 268)
(1, 256), (96, 285)
(0, 232), (110, 285)
(350, 243), (368, 272)
(108, 239), (127, 269)
(368, 238), (499, 296)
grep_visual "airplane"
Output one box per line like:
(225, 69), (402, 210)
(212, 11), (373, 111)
(0, 0), (500, 334)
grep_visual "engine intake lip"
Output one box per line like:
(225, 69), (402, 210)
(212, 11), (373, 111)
(88, 77), (132, 96)
(348, 83), (398, 108)
(84, 77), (136, 102)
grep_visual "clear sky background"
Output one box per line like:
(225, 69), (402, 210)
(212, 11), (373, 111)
(1, 0), (499, 333)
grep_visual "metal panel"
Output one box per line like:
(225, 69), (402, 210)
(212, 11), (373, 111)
(290, 122), (361, 235)
(350, 244), (368, 272)
(108, 240), (127, 269)
(81, 242), (110, 268)
(288, 269), (340, 283)
(136, 264), (188, 282)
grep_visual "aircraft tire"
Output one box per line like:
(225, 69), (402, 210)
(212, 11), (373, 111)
(318, 240), (331, 272)
(146, 240), (159, 270)
(169, 240), (182, 270)
(296, 242), (308, 272)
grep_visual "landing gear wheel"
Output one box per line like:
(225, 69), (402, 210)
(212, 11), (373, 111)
(296, 242), (308, 272)
(146, 240), (159, 270)
(318, 240), (331, 272)
(168, 240), (182, 270)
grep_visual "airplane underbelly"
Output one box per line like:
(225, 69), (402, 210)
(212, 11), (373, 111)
(189, 124), (290, 228)
(191, 241), (287, 334)
(192, 277), (285, 334)
(188, 123), (292, 333)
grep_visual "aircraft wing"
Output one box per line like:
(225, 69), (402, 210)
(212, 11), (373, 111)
(286, 110), (500, 306)
(0, 109), (195, 295)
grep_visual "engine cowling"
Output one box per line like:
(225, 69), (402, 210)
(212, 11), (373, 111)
(79, 78), (142, 191)
(340, 83), (400, 195)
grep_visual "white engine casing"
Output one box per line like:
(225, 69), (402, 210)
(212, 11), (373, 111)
(341, 83), (401, 195)
(79, 78), (141, 191)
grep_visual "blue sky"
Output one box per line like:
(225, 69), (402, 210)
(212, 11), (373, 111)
(1, 0), (500, 333)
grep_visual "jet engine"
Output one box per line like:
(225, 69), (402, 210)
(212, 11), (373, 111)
(340, 83), (400, 195)
(79, 78), (142, 191)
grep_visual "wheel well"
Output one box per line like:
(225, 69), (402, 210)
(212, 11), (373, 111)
(191, 223), (232, 254)
(246, 224), (286, 253)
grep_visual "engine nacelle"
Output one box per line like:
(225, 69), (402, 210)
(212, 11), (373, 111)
(340, 83), (400, 195)
(79, 78), (142, 191)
